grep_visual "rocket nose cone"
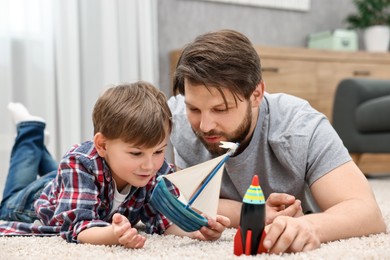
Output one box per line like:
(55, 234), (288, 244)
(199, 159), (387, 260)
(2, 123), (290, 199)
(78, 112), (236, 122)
(252, 175), (259, 186)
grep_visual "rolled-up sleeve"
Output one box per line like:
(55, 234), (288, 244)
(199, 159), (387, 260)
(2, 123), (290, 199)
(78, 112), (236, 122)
(36, 152), (111, 243)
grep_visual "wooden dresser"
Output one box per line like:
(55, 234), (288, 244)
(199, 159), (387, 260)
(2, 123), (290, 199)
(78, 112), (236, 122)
(170, 46), (390, 174)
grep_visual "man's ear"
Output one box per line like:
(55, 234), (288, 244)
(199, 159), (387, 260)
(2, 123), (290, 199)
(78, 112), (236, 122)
(94, 132), (107, 157)
(251, 81), (265, 107)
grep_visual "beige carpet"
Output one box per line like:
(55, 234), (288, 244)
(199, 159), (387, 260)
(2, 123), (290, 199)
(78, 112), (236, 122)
(1, 178), (390, 260)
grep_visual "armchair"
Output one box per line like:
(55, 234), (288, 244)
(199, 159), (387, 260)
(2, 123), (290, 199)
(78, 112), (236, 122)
(332, 78), (390, 173)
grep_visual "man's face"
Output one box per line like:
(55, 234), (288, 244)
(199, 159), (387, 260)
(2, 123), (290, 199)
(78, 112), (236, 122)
(184, 81), (254, 155)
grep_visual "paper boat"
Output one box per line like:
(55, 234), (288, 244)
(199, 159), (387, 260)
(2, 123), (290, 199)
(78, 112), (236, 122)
(150, 142), (238, 232)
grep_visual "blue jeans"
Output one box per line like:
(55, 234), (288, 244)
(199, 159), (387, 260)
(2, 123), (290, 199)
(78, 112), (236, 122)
(0, 121), (58, 222)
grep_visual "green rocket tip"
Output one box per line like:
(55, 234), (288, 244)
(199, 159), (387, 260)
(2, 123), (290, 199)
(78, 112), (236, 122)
(243, 175), (265, 204)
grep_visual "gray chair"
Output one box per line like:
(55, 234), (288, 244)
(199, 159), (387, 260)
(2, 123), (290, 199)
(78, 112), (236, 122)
(332, 78), (390, 174)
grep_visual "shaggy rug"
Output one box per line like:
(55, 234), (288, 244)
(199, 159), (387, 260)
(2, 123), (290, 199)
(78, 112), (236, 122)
(1, 178), (389, 260)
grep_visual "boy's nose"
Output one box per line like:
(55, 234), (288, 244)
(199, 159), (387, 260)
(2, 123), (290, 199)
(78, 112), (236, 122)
(141, 156), (154, 170)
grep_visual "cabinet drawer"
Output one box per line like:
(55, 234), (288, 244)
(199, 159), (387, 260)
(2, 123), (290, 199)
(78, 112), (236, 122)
(261, 58), (319, 109)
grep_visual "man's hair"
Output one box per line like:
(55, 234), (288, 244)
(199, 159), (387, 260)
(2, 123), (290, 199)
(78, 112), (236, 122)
(173, 29), (262, 103)
(92, 81), (172, 147)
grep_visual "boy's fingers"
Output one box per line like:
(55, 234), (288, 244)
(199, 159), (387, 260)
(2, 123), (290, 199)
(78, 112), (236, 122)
(215, 215), (231, 227)
(112, 213), (122, 223)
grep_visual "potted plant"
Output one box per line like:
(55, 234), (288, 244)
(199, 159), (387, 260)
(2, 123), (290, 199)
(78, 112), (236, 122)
(346, 0), (390, 52)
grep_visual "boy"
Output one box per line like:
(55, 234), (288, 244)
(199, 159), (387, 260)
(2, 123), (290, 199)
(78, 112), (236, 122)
(0, 81), (230, 248)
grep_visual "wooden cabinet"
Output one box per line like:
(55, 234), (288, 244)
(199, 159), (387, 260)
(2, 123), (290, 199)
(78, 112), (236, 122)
(170, 46), (390, 174)
(255, 46), (390, 121)
(260, 58), (318, 109)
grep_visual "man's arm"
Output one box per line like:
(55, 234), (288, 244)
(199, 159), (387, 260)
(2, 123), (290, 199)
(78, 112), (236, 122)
(310, 160), (385, 241)
(263, 161), (386, 253)
(217, 199), (242, 228)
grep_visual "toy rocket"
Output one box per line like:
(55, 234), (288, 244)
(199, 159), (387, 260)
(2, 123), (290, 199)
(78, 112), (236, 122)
(234, 175), (267, 255)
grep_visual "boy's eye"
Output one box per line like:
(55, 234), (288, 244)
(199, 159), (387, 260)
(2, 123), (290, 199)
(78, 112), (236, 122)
(129, 152), (142, 156)
(188, 107), (200, 112)
(154, 149), (164, 155)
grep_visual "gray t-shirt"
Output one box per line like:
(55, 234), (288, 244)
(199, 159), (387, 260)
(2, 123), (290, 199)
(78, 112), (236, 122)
(168, 93), (351, 213)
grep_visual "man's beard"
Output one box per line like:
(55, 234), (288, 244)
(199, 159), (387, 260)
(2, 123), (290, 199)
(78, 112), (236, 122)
(193, 103), (252, 156)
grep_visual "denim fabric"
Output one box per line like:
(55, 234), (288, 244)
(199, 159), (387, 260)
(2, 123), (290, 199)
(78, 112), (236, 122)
(0, 121), (57, 222)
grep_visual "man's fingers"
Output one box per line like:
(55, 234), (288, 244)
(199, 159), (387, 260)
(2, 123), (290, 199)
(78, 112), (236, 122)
(264, 217), (293, 254)
(263, 216), (321, 254)
(279, 200), (303, 217)
(267, 193), (296, 207)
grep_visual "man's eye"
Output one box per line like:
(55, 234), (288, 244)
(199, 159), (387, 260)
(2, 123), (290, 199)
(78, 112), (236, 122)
(130, 152), (142, 156)
(214, 108), (228, 113)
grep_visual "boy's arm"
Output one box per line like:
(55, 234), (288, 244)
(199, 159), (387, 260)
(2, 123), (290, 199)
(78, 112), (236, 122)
(164, 223), (196, 238)
(77, 213), (146, 248)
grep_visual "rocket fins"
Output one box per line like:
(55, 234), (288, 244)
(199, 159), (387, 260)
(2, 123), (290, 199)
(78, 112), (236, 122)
(257, 230), (268, 254)
(233, 227), (243, 256)
(245, 229), (252, 255)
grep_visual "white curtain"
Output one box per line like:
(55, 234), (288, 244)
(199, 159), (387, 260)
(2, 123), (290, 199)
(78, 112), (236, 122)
(0, 0), (158, 195)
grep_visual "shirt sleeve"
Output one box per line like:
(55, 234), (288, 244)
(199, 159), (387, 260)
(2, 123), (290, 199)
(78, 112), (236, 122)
(35, 152), (110, 243)
(269, 101), (351, 187)
(305, 116), (351, 185)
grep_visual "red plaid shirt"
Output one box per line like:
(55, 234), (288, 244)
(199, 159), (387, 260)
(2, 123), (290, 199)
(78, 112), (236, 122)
(0, 141), (179, 243)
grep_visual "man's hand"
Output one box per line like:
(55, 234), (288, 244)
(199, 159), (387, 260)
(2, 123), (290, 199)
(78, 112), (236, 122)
(112, 213), (146, 248)
(263, 215), (321, 253)
(265, 193), (303, 224)
(218, 195), (302, 228)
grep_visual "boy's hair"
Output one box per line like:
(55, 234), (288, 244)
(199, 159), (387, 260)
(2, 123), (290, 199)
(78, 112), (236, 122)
(173, 29), (262, 104)
(92, 81), (172, 147)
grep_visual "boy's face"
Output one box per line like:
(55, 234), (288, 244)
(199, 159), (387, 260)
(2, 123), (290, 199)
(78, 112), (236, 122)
(95, 134), (168, 190)
(184, 80), (262, 155)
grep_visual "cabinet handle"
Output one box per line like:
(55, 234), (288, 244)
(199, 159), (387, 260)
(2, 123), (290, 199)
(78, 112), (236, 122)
(353, 70), (371, 76)
(262, 67), (279, 73)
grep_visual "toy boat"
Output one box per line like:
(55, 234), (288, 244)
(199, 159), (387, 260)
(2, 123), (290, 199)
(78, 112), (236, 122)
(150, 142), (238, 232)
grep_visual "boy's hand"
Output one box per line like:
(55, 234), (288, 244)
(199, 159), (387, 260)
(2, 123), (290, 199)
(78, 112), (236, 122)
(112, 213), (146, 248)
(266, 193), (303, 225)
(195, 215), (231, 241)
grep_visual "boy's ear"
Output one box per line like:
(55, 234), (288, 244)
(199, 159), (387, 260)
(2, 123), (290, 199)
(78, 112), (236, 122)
(94, 132), (107, 157)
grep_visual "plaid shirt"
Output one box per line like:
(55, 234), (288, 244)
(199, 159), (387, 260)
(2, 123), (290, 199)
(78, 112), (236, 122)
(0, 141), (179, 243)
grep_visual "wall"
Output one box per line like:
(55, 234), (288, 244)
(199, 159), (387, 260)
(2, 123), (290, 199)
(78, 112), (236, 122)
(0, 0), (358, 200)
(157, 0), (357, 96)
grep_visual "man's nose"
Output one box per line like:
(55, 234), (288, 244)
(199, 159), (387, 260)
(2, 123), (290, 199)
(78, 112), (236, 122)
(199, 113), (216, 133)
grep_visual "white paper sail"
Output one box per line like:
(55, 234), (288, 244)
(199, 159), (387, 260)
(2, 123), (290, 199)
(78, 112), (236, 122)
(190, 164), (223, 218)
(163, 154), (226, 218)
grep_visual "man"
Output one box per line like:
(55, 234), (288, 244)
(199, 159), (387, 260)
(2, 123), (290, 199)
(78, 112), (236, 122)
(168, 29), (386, 253)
